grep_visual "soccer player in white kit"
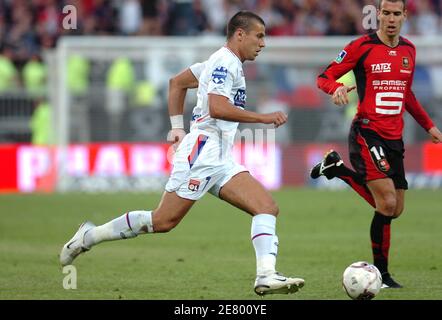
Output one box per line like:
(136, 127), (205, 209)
(60, 11), (304, 296)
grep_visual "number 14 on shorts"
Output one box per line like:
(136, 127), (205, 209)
(370, 146), (390, 172)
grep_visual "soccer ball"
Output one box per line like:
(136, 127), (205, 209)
(342, 261), (382, 300)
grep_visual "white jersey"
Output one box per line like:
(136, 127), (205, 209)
(189, 61), (206, 79)
(190, 46), (246, 149)
(165, 48), (248, 200)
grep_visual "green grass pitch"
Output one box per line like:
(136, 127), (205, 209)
(1, 188), (441, 300)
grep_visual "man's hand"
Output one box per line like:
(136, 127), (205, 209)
(332, 85), (356, 106)
(261, 111), (288, 128)
(429, 126), (442, 143)
(167, 128), (186, 147)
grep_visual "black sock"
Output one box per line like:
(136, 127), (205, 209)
(370, 211), (392, 275)
(334, 165), (364, 185)
(333, 165), (376, 208)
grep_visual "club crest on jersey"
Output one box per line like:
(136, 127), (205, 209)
(335, 50), (347, 63)
(402, 57), (410, 69)
(211, 66), (228, 84)
(377, 159), (390, 172)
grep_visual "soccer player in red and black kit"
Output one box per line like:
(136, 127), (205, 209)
(311, 0), (442, 288)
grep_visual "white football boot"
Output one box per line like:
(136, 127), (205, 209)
(254, 272), (305, 296)
(60, 221), (95, 266)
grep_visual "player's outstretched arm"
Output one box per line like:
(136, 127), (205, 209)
(428, 127), (442, 143)
(167, 68), (199, 144)
(208, 93), (287, 127)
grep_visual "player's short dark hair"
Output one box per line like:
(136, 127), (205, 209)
(378, 0), (407, 9)
(226, 11), (265, 39)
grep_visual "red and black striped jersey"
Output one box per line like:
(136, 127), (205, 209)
(317, 33), (434, 140)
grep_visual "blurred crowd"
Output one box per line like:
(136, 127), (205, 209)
(1, 0), (442, 68)
(0, 0), (441, 144)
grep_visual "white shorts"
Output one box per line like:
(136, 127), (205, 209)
(165, 130), (247, 200)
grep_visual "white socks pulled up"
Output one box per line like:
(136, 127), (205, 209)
(251, 214), (278, 276)
(84, 210), (153, 248)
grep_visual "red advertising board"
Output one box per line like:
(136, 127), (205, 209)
(0, 142), (282, 193)
(423, 143), (442, 173)
(1, 142), (438, 193)
(0, 144), (19, 192)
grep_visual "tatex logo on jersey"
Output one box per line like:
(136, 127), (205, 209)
(188, 179), (200, 192)
(212, 66), (228, 84)
(335, 50), (347, 63)
(371, 63), (391, 73)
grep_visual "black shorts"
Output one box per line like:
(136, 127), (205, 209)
(348, 121), (408, 190)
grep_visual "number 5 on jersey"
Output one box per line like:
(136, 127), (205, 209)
(375, 92), (403, 115)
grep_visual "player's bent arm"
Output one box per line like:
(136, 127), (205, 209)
(317, 75), (345, 95)
(168, 68), (199, 117)
(208, 94), (287, 127)
(404, 90), (434, 132)
(209, 94), (262, 123)
(404, 91), (442, 143)
(331, 85), (356, 106)
(167, 68), (198, 144)
(317, 41), (360, 95)
(316, 60), (355, 95)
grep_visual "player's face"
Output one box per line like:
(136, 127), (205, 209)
(377, 1), (407, 38)
(239, 21), (266, 61)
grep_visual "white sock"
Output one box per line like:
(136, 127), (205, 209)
(84, 210), (153, 248)
(251, 214), (278, 276)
